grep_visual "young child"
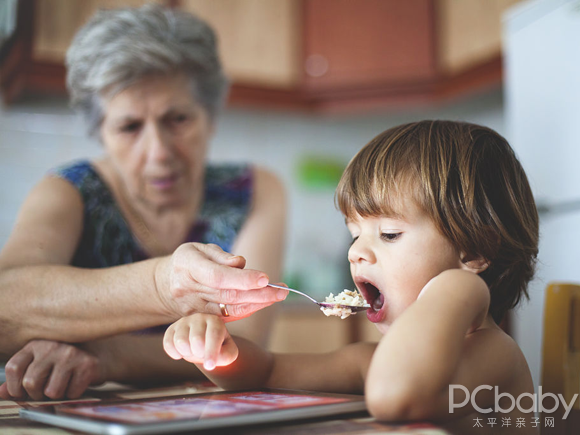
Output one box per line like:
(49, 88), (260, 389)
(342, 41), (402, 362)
(163, 121), (539, 434)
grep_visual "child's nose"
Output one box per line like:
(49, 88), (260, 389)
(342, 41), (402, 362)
(348, 238), (375, 264)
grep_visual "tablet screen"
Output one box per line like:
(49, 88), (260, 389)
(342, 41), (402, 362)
(21, 389), (367, 434)
(56, 391), (351, 424)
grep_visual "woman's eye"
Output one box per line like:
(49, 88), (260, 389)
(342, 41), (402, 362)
(349, 236), (359, 246)
(120, 122), (141, 133)
(171, 114), (191, 125)
(380, 233), (401, 242)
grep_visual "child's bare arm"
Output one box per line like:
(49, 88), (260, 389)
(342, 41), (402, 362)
(163, 314), (273, 390)
(266, 341), (375, 394)
(366, 269), (521, 421)
(163, 313), (374, 393)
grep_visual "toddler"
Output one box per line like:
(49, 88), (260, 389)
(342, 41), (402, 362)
(163, 121), (539, 434)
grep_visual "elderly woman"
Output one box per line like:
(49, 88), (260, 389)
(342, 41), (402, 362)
(0, 5), (286, 400)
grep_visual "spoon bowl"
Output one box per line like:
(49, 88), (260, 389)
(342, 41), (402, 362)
(267, 283), (370, 312)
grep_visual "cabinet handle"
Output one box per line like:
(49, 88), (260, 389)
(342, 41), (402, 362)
(305, 54), (329, 78)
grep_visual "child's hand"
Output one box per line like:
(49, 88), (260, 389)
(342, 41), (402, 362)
(163, 314), (239, 371)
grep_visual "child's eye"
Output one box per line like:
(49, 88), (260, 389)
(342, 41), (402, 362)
(380, 232), (401, 242)
(349, 236), (359, 246)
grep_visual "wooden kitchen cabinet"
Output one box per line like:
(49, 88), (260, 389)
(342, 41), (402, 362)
(268, 307), (381, 354)
(1, 0), (521, 111)
(181, 0), (301, 89)
(438, 0), (521, 74)
(182, 0), (437, 90)
(302, 0), (437, 91)
(33, 0), (169, 63)
(268, 310), (354, 354)
(195, 0), (521, 111)
(0, 0), (170, 103)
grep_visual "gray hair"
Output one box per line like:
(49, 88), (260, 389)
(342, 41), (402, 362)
(66, 4), (229, 136)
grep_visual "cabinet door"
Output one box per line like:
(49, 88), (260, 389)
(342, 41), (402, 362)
(268, 311), (357, 353)
(303, 0), (437, 90)
(438, 0), (521, 74)
(33, 0), (169, 63)
(181, 0), (301, 89)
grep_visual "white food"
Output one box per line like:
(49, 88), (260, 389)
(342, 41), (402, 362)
(321, 289), (367, 319)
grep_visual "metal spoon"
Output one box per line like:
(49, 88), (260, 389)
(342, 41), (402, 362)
(267, 283), (370, 312)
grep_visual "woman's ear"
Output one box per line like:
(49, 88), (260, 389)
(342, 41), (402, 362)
(460, 253), (489, 274)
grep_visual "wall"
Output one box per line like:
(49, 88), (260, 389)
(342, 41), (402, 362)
(504, 0), (580, 390)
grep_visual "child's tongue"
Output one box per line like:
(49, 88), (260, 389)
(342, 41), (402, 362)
(372, 293), (384, 311)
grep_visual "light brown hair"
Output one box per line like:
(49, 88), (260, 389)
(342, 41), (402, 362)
(336, 120), (539, 323)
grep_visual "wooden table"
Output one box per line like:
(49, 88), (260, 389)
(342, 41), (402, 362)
(0, 382), (450, 434)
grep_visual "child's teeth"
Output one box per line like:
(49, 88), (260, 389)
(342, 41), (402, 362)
(372, 293), (384, 311)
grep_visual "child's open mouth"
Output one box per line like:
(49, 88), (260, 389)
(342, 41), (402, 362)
(355, 279), (385, 323)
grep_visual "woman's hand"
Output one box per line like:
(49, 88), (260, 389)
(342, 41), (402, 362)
(156, 243), (288, 321)
(0, 340), (104, 401)
(163, 314), (238, 371)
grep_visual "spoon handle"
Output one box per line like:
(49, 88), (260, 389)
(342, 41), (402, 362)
(266, 283), (319, 304)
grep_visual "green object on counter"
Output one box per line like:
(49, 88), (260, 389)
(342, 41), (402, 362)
(281, 272), (303, 302)
(297, 156), (346, 190)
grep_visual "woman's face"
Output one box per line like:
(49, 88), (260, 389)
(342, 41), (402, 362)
(100, 74), (213, 209)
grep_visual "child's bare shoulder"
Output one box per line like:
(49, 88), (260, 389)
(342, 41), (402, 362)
(466, 318), (533, 392)
(470, 319), (526, 365)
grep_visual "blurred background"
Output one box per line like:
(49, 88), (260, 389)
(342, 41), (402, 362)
(1, 0), (579, 392)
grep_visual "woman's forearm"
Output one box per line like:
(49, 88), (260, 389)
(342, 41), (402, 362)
(82, 334), (207, 384)
(0, 258), (173, 355)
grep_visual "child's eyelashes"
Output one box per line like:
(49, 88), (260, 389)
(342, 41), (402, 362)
(349, 233), (400, 245)
(381, 232), (401, 242)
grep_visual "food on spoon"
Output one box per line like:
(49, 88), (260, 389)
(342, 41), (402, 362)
(321, 289), (367, 319)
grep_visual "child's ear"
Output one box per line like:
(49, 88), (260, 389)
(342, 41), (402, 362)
(459, 253), (489, 274)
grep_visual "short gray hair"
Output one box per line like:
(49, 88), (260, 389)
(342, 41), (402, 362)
(66, 4), (229, 136)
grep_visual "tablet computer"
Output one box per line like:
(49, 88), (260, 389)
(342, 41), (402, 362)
(20, 388), (367, 434)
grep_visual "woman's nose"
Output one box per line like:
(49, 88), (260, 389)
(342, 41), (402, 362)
(347, 238), (375, 264)
(145, 124), (173, 163)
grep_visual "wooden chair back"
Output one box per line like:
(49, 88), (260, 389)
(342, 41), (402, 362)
(541, 282), (580, 434)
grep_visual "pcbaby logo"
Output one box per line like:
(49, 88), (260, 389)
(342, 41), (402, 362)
(449, 385), (579, 419)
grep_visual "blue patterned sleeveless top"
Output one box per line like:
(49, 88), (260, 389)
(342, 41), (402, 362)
(51, 160), (253, 268)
